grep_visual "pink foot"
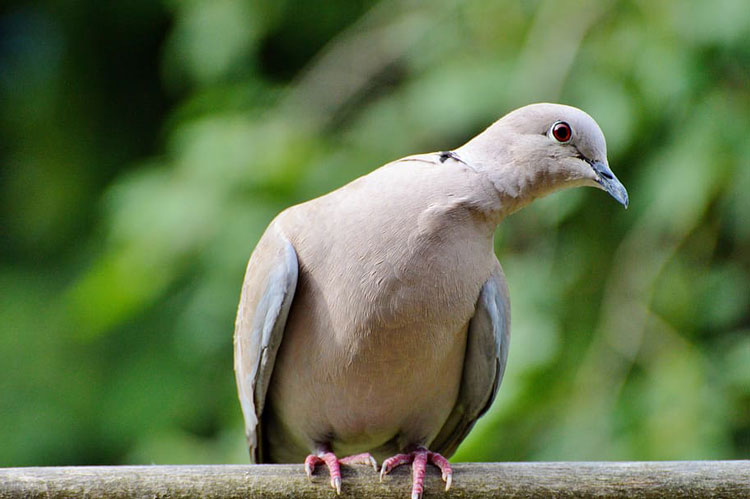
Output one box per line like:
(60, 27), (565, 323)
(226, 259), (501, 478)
(304, 451), (378, 495)
(380, 447), (452, 499)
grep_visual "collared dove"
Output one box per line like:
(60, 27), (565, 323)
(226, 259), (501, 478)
(234, 103), (628, 498)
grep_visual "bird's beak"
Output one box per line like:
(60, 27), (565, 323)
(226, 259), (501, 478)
(589, 160), (629, 208)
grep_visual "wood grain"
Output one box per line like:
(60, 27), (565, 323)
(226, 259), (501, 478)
(1, 461), (748, 498)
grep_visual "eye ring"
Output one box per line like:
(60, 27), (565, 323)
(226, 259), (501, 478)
(550, 121), (572, 143)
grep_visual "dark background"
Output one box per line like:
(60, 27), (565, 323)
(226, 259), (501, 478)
(1, 0), (748, 466)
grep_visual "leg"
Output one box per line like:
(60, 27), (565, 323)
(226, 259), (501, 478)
(380, 447), (452, 499)
(305, 448), (378, 495)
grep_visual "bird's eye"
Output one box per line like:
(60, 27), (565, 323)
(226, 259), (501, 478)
(550, 121), (572, 143)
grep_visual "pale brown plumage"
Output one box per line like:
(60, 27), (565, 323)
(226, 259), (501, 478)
(234, 103), (627, 496)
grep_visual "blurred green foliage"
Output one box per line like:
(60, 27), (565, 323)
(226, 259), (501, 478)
(1, 0), (748, 466)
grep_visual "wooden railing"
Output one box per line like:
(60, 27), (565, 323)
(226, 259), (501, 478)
(1, 461), (748, 497)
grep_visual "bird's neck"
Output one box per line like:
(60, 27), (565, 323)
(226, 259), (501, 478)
(455, 135), (565, 222)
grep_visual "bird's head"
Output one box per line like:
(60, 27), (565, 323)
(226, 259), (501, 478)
(457, 103), (629, 210)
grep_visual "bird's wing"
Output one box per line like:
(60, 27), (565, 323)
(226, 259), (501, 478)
(233, 223), (298, 463)
(430, 263), (511, 457)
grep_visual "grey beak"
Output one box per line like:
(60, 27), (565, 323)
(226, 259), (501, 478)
(589, 160), (629, 208)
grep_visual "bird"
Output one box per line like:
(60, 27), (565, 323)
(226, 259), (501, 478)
(234, 103), (628, 498)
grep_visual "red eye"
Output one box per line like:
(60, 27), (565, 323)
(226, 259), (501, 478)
(551, 121), (572, 142)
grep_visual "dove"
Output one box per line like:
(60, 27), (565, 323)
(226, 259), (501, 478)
(234, 103), (628, 498)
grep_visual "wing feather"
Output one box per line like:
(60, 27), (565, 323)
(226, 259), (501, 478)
(233, 224), (298, 463)
(430, 264), (510, 457)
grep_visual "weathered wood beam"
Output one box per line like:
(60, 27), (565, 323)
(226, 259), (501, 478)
(1, 461), (748, 498)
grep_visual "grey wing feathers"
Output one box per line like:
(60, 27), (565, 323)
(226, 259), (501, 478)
(233, 225), (298, 463)
(430, 265), (510, 457)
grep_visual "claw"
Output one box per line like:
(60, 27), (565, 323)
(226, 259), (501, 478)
(305, 451), (376, 493)
(332, 476), (341, 495)
(380, 448), (452, 497)
(304, 455), (317, 481)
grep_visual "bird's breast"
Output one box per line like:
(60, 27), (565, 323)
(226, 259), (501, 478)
(265, 175), (497, 459)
